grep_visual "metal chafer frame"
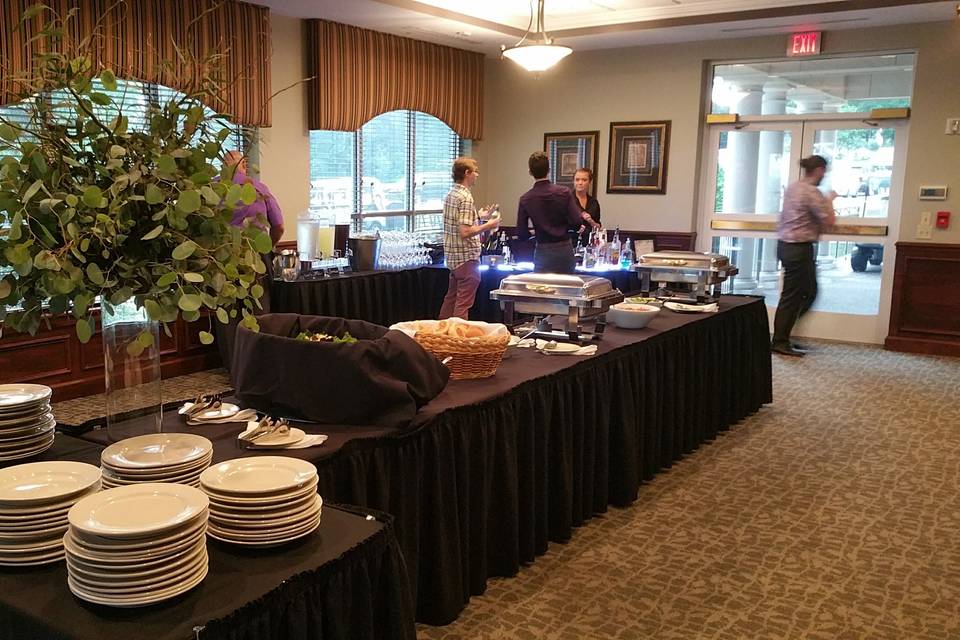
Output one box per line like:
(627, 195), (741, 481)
(489, 273), (624, 343)
(632, 251), (738, 303)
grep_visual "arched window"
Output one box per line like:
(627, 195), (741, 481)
(310, 110), (467, 234)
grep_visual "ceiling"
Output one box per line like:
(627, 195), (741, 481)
(259, 0), (957, 55)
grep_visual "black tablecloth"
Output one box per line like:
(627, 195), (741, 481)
(71, 296), (772, 625)
(269, 266), (642, 325)
(270, 269), (448, 325)
(0, 439), (415, 640)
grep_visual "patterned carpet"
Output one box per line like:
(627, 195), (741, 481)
(417, 343), (960, 639)
(51, 369), (231, 427)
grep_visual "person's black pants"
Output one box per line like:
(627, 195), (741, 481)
(772, 241), (817, 345)
(534, 240), (576, 274)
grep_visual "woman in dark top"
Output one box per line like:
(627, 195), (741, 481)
(572, 168), (601, 245)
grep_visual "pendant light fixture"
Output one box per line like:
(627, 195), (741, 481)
(501, 0), (572, 73)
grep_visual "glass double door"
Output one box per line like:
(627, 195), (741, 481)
(700, 118), (907, 343)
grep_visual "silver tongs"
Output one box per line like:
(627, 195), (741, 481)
(238, 416), (289, 448)
(185, 392), (223, 418)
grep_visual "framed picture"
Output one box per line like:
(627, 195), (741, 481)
(606, 121), (671, 194)
(543, 131), (600, 196)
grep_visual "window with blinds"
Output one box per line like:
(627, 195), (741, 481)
(309, 110), (464, 234)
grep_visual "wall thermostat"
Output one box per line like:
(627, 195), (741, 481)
(919, 185), (948, 200)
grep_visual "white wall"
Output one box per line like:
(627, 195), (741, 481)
(261, 15), (960, 244)
(257, 14), (310, 241)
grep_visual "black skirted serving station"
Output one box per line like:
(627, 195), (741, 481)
(59, 286), (772, 625)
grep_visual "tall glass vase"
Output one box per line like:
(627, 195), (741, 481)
(101, 299), (163, 441)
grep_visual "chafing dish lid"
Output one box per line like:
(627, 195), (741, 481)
(496, 272), (615, 299)
(639, 251), (730, 268)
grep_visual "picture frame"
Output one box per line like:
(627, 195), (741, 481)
(543, 131), (600, 197)
(606, 121), (671, 194)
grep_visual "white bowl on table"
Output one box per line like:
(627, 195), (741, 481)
(606, 303), (661, 329)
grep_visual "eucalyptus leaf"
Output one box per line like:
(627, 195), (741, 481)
(100, 68), (117, 92)
(86, 262), (105, 285)
(0, 123), (18, 142)
(183, 272), (204, 283)
(215, 307), (228, 324)
(141, 224), (164, 241)
(199, 331), (214, 345)
(75, 318), (93, 343)
(240, 182), (257, 206)
(81, 185), (102, 208)
(144, 183), (164, 205)
(178, 293), (202, 312)
(126, 339), (145, 357)
(252, 231), (272, 254)
(176, 190), (201, 213)
(156, 155), (177, 175)
(143, 299), (162, 320)
(0, 280), (11, 300)
(33, 250), (61, 271)
(156, 272), (178, 288)
(172, 240), (197, 260)
(23, 179), (43, 204)
(8, 213), (23, 240)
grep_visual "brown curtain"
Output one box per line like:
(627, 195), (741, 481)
(0, 0), (272, 127)
(307, 20), (484, 140)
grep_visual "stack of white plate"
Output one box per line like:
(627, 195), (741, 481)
(0, 461), (101, 566)
(64, 483), (209, 607)
(100, 434), (213, 489)
(200, 456), (322, 546)
(0, 384), (56, 461)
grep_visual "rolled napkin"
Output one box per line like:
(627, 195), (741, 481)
(238, 422), (328, 449)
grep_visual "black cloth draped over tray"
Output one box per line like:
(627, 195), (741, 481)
(0, 436), (415, 640)
(69, 295), (772, 625)
(233, 314), (449, 428)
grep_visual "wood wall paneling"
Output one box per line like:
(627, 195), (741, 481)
(885, 242), (960, 357)
(0, 313), (221, 402)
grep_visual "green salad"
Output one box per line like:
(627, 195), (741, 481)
(295, 330), (358, 344)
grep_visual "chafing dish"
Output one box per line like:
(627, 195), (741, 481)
(633, 251), (738, 303)
(490, 273), (624, 342)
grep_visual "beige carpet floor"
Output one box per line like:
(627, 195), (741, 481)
(417, 343), (960, 639)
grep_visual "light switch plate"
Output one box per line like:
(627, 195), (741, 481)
(917, 224), (932, 240)
(920, 211), (932, 226)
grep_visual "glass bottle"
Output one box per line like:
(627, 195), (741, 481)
(620, 238), (634, 269)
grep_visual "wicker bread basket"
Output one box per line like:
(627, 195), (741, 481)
(414, 331), (510, 380)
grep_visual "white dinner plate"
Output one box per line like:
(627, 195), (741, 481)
(67, 538), (205, 578)
(0, 535), (63, 552)
(67, 515), (206, 551)
(0, 420), (56, 442)
(0, 435), (56, 462)
(67, 562), (208, 607)
(206, 512), (321, 547)
(204, 477), (319, 505)
(209, 492), (319, 520)
(663, 301), (719, 313)
(101, 465), (205, 485)
(0, 483), (100, 517)
(0, 462), (101, 505)
(537, 341), (582, 354)
(101, 454), (212, 478)
(64, 529), (205, 565)
(241, 427), (306, 448)
(211, 496), (322, 530)
(0, 410), (54, 429)
(200, 456), (317, 495)
(0, 547), (64, 566)
(101, 434), (213, 470)
(0, 427), (56, 451)
(68, 483), (208, 539)
(68, 549), (207, 593)
(0, 384), (52, 409)
(178, 402), (240, 421)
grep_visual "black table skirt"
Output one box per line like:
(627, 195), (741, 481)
(271, 265), (643, 325)
(0, 440), (415, 640)
(66, 296), (772, 626)
(271, 269), (449, 325)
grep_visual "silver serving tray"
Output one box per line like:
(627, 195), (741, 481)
(493, 273), (615, 301)
(639, 251), (731, 270)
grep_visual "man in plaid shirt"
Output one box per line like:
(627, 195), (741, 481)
(439, 158), (500, 319)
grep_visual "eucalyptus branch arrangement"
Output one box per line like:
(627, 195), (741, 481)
(0, 4), (269, 354)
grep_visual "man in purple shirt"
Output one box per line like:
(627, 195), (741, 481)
(224, 151), (285, 247)
(771, 155), (837, 357)
(517, 152), (595, 274)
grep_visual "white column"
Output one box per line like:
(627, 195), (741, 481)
(723, 85), (762, 290)
(757, 81), (789, 287)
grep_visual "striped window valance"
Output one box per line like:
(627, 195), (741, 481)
(307, 20), (484, 140)
(0, 0), (272, 127)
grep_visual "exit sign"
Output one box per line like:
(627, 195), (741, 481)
(787, 31), (821, 57)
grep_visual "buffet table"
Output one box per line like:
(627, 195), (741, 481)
(67, 295), (771, 625)
(270, 264), (642, 324)
(0, 439), (415, 640)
